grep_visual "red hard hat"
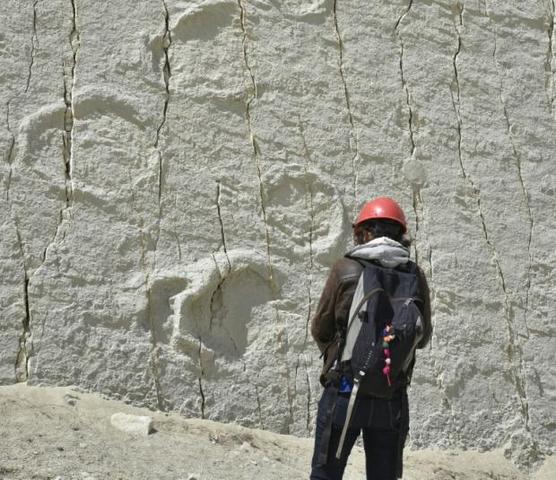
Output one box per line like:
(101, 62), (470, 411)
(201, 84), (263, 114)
(354, 197), (407, 233)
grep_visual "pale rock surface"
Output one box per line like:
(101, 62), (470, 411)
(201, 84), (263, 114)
(0, 0), (554, 472)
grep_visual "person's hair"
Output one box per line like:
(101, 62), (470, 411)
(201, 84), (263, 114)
(354, 219), (410, 247)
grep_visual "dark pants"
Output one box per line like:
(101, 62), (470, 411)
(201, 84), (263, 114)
(310, 386), (405, 480)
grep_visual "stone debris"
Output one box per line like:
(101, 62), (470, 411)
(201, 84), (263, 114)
(239, 441), (252, 451)
(110, 412), (154, 436)
(1, 384), (548, 480)
(63, 394), (79, 406)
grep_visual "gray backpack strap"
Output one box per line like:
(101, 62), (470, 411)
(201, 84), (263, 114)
(341, 279), (384, 363)
(335, 375), (361, 459)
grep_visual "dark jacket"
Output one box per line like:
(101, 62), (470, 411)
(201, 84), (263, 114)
(311, 256), (432, 386)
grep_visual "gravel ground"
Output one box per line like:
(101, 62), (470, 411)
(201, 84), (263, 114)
(0, 384), (553, 480)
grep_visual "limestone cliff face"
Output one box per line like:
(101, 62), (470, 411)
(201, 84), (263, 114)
(1, 0), (554, 465)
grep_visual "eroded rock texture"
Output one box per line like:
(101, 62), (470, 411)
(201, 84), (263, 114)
(1, 0), (554, 466)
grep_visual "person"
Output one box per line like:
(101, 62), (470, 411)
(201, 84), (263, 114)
(309, 197), (432, 480)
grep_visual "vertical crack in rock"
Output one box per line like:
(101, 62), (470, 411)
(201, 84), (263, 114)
(6, 0), (40, 199)
(198, 378), (206, 419)
(198, 336), (206, 419)
(299, 121), (315, 431)
(288, 361), (298, 433)
(283, 315), (299, 434)
(332, 0), (359, 203)
(208, 253), (228, 332)
(25, 0), (40, 93)
(499, 103), (533, 333)
(427, 246), (434, 286)
(139, 219), (165, 411)
(547, 1), (555, 112)
(210, 184), (234, 340)
(272, 306), (293, 431)
(304, 357), (312, 430)
(63, 0), (79, 207)
(299, 120), (315, 346)
(14, 226), (31, 382)
(215, 181), (232, 270)
(210, 181), (233, 331)
(255, 384), (264, 428)
(396, 2), (423, 265)
(155, 0), (172, 206)
(411, 188), (422, 264)
(146, 287), (165, 411)
(451, 5), (464, 179)
(14, 0), (79, 380)
(5, 100), (16, 202)
(488, 14), (534, 330)
(15, 278), (31, 382)
(481, 8), (531, 434)
(305, 207), (315, 341)
(395, 0), (416, 158)
(287, 359), (302, 433)
(222, 323), (241, 357)
(237, 0), (273, 282)
(427, 246), (436, 349)
(141, 3), (173, 411)
(5, 117), (26, 380)
(64, 0), (81, 203)
(490, 27), (532, 433)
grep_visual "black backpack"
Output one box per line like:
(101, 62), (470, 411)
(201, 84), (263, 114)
(339, 259), (423, 398)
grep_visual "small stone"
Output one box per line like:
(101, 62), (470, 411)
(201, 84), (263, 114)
(239, 441), (251, 451)
(64, 394), (79, 406)
(110, 412), (153, 436)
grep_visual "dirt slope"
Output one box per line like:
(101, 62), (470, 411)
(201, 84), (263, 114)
(0, 384), (553, 480)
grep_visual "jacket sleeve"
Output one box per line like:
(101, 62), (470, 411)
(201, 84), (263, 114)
(311, 258), (362, 355)
(310, 266), (339, 355)
(416, 266), (432, 349)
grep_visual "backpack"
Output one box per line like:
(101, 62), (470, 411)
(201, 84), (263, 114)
(339, 259), (424, 399)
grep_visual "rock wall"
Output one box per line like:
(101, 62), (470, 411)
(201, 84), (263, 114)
(1, 0), (554, 466)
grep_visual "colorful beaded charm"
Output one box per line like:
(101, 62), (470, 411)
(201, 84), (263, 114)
(382, 324), (395, 386)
